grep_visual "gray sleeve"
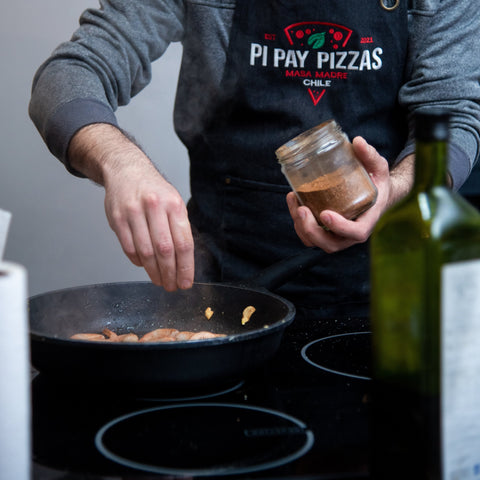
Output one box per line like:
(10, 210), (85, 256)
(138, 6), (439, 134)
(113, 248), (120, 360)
(28, 0), (185, 174)
(399, 0), (480, 191)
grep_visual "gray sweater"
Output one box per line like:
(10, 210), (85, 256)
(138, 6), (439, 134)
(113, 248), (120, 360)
(29, 0), (480, 191)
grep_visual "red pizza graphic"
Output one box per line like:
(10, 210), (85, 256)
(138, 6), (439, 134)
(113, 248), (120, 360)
(284, 22), (353, 50)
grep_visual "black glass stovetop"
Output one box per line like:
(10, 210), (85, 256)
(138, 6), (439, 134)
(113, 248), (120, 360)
(32, 315), (372, 480)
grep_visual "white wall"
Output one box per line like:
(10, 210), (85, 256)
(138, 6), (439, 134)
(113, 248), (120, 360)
(0, 1), (189, 296)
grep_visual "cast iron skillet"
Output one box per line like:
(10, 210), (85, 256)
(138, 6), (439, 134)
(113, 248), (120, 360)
(29, 248), (323, 390)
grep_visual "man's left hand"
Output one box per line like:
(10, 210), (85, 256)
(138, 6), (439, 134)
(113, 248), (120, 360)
(286, 136), (414, 252)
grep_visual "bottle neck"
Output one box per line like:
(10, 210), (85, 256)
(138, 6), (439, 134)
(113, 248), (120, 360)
(413, 140), (448, 191)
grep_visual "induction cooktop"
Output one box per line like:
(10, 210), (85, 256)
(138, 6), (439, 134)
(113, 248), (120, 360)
(32, 314), (372, 480)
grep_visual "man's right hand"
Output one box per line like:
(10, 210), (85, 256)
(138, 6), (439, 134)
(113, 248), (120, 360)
(68, 123), (194, 291)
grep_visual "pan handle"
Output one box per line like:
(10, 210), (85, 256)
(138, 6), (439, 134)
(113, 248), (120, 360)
(243, 247), (325, 291)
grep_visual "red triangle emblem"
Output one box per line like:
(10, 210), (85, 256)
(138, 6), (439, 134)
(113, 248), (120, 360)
(308, 88), (326, 106)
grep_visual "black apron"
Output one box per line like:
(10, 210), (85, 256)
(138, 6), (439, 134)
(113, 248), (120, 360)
(187, 0), (408, 318)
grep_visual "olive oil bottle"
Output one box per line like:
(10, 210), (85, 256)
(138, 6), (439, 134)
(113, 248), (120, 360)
(370, 111), (480, 479)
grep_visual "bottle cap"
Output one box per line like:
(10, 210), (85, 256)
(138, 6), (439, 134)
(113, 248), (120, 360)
(415, 110), (450, 142)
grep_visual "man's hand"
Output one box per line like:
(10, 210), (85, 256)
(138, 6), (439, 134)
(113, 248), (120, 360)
(68, 123), (194, 291)
(286, 136), (414, 253)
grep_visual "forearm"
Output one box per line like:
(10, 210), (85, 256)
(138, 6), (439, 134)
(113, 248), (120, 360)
(388, 153), (415, 207)
(67, 123), (158, 187)
(389, 151), (454, 207)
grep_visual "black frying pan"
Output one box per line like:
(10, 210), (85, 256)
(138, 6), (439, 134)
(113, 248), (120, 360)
(29, 248), (323, 389)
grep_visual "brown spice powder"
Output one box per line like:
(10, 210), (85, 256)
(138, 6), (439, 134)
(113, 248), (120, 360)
(296, 166), (376, 222)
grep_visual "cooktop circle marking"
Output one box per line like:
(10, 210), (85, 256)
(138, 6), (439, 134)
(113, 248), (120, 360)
(301, 331), (372, 381)
(95, 402), (314, 476)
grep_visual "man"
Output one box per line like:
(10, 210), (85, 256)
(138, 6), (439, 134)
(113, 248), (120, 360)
(29, 0), (480, 318)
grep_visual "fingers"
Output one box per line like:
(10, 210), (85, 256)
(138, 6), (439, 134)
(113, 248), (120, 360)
(352, 136), (377, 169)
(128, 209), (164, 286)
(106, 180), (194, 291)
(286, 192), (316, 247)
(167, 214), (195, 290)
(286, 192), (352, 251)
(144, 196), (194, 291)
(138, 195), (194, 291)
(318, 210), (372, 245)
(114, 220), (143, 267)
(352, 136), (390, 183)
(289, 205), (371, 253)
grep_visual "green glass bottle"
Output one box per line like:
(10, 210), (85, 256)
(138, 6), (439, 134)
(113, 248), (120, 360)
(370, 111), (480, 479)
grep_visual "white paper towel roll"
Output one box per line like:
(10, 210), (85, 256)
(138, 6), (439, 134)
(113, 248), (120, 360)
(0, 209), (11, 259)
(0, 262), (30, 480)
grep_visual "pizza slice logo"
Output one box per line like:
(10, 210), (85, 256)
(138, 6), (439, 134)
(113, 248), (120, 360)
(284, 22), (353, 50)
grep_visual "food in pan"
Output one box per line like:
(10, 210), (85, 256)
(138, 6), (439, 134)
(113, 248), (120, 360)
(241, 306), (256, 325)
(69, 333), (108, 342)
(138, 328), (180, 342)
(70, 327), (226, 343)
(103, 328), (139, 342)
(69, 304), (257, 342)
(138, 328), (225, 342)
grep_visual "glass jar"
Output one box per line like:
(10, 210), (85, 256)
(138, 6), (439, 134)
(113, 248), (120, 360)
(275, 120), (378, 223)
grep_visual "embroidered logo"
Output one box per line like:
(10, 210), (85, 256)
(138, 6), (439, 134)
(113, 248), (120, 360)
(250, 21), (383, 106)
